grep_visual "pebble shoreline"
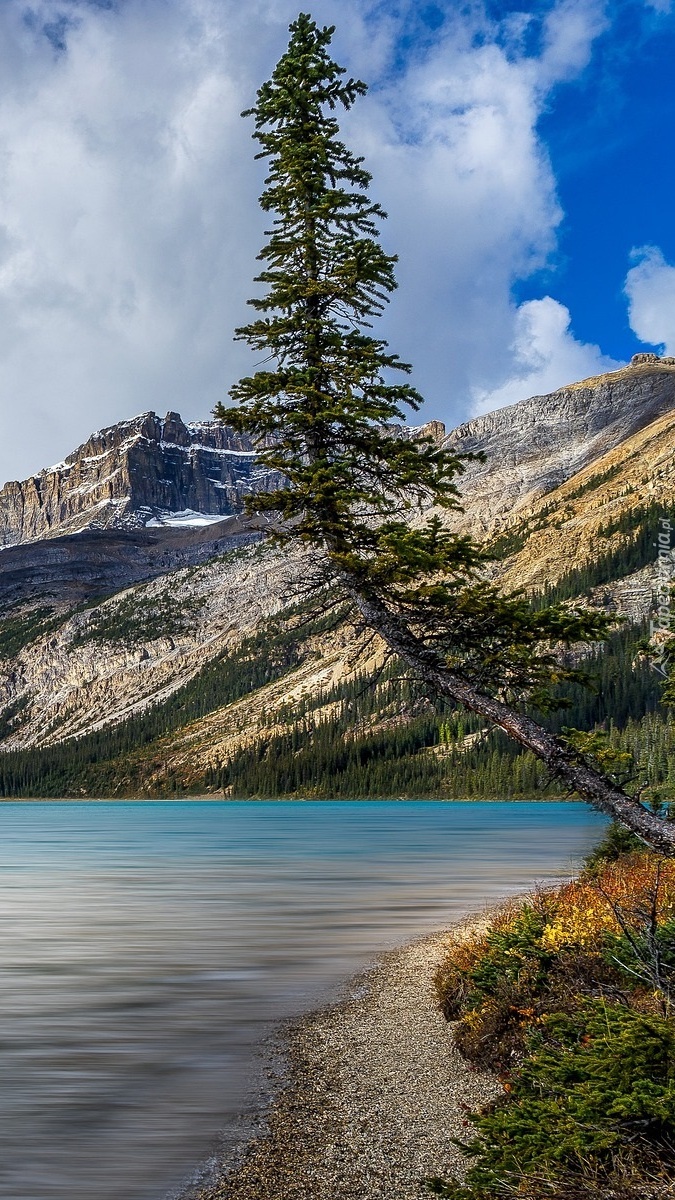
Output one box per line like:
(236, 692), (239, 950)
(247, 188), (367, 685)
(199, 912), (503, 1200)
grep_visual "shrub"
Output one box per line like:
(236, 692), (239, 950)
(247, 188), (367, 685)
(436, 906), (552, 1015)
(431, 854), (675, 1200)
(603, 916), (675, 1014)
(437, 899), (629, 1069)
(539, 856), (675, 954)
(450, 1002), (675, 1197)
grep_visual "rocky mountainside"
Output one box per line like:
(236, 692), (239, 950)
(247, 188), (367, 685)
(40, 396), (667, 785)
(0, 355), (674, 787)
(0, 516), (263, 609)
(444, 356), (675, 535)
(2, 356), (673, 550)
(0, 541), (302, 750)
(0, 411), (278, 545)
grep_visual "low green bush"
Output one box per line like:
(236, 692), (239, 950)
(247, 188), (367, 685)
(430, 1002), (675, 1199)
(438, 906), (556, 1069)
(437, 906), (551, 1020)
(466, 907), (552, 1001)
(437, 904), (624, 1070)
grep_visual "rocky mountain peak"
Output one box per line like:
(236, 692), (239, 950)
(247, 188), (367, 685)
(0, 411), (277, 546)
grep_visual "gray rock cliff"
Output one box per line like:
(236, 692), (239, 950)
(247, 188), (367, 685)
(0, 411), (278, 546)
(444, 359), (675, 533)
(2, 358), (674, 550)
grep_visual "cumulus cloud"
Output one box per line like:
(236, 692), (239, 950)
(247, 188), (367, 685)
(331, 0), (613, 425)
(537, 0), (610, 85)
(472, 298), (622, 413)
(0, 0), (611, 485)
(624, 246), (675, 355)
(0, 0), (273, 483)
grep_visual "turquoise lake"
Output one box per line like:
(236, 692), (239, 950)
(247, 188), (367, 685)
(0, 799), (606, 1200)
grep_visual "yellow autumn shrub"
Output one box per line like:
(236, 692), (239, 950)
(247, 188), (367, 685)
(539, 855), (675, 952)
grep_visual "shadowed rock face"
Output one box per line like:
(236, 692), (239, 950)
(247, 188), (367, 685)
(0, 516), (263, 610)
(0, 412), (279, 546)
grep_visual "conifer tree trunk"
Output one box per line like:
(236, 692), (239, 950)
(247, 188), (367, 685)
(342, 579), (675, 855)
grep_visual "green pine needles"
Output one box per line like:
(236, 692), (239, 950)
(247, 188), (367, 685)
(215, 13), (466, 557)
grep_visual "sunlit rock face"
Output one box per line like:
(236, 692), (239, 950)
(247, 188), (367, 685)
(443, 359), (675, 535)
(0, 411), (279, 546)
(4, 359), (674, 548)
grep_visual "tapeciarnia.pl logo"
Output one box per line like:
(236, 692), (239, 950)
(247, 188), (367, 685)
(651, 517), (674, 679)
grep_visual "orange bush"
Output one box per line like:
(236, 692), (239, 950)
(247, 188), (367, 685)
(539, 854), (675, 952)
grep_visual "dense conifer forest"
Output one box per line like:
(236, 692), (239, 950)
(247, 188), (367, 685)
(0, 614), (669, 801)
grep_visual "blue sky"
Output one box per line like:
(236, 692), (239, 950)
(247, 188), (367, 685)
(0, 0), (674, 486)
(522, 0), (675, 360)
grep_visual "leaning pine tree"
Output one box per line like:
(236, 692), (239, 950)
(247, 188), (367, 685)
(215, 13), (675, 854)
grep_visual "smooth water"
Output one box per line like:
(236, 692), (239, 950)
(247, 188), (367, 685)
(0, 799), (605, 1200)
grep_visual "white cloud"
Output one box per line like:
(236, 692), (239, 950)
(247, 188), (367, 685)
(471, 297), (622, 413)
(339, 0), (612, 418)
(538, 0), (610, 85)
(0, 0), (611, 485)
(624, 246), (675, 355)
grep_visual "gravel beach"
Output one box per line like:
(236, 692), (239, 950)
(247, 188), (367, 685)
(200, 912), (503, 1200)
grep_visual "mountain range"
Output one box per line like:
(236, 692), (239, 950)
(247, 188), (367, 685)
(0, 353), (673, 797)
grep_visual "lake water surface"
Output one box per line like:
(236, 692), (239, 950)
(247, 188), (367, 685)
(0, 800), (605, 1200)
